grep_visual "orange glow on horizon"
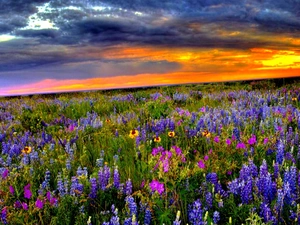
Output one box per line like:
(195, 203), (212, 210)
(1, 71), (299, 96)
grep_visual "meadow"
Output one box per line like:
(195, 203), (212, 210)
(0, 79), (299, 225)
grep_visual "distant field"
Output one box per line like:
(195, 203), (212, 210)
(0, 79), (299, 224)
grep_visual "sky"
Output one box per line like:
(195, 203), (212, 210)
(0, 0), (299, 96)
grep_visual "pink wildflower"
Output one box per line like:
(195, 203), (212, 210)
(198, 160), (205, 169)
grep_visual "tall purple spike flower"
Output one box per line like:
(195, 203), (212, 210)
(113, 166), (120, 189)
(276, 140), (285, 165)
(144, 208), (151, 225)
(188, 199), (204, 225)
(260, 203), (275, 223)
(109, 205), (120, 225)
(241, 178), (253, 204)
(89, 178), (98, 199)
(213, 211), (220, 224)
(125, 196), (137, 216)
(125, 179), (132, 195)
(1, 207), (7, 224)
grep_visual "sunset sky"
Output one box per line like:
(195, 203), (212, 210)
(0, 0), (299, 96)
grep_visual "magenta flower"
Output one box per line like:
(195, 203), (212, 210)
(263, 138), (269, 145)
(140, 180), (145, 188)
(248, 135), (256, 145)
(22, 202), (28, 210)
(236, 142), (246, 149)
(24, 184), (32, 199)
(149, 180), (164, 195)
(163, 160), (170, 172)
(204, 155), (209, 161)
(214, 136), (220, 143)
(226, 138), (231, 145)
(2, 169), (9, 179)
(198, 160), (205, 169)
(35, 199), (44, 209)
(9, 186), (14, 195)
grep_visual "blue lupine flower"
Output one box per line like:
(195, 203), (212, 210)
(276, 140), (285, 165)
(188, 199), (204, 225)
(113, 166), (120, 189)
(57, 174), (65, 197)
(241, 178), (252, 204)
(144, 208), (151, 225)
(125, 179), (132, 195)
(205, 192), (213, 209)
(70, 176), (84, 196)
(260, 203), (275, 223)
(213, 211), (220, 224)
(89, 178), (98, 199)
(125, 196), (137, 216)
(110, 205), (120, 225)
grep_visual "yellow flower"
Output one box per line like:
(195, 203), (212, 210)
(292, 97), (297, 101)
(154, 136), (161, 143)
(129, 129), (139, 138)
(22, 146), (32, 154)
(168, 131), (175, 137)
(105, 118), (111, 123)
(202, 130), (211, 138)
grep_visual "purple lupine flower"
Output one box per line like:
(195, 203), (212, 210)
(96, 158), (104, 167)
(205, 192), (213, 209)
(232, 127), (240, 141)
(1, 207), (7, 224)
(89, 178), (98, 199)
(276, 140), (285, 165)
(273, 163), (280, 179)
(104, 164), (111, 187)
(213, 211), (220, 224)
(57, 174), (65, 197)
(70, 176), (84, 196)
(188, 199), (204, 225)
(276, 188), (284, 214)
(241, 178), (253, 204)
(66, 158), (71, 170)
(260, 203), (275, 223)
(125, 196), (137, 216)
(125, 179), (133, 195)
(110, 205), (120, 225)
(35, 199), (44, 209)
(248, 160), (258, 177)
(144, 208), (151, 225)
(24, 184), (32, 199)
(206, 173), (218, 186)
(98, 167), (106, 191)
(113, 166), (120, 189)
(284, 166), (297, 194)
(42, 169), (51, 189)
(14, 200), (22, 209)
(123, 218), (131, 225)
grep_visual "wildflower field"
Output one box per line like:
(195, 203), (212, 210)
(0, 80), (300, 225)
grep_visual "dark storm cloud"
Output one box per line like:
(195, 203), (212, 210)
(0, 0), (300, 78)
